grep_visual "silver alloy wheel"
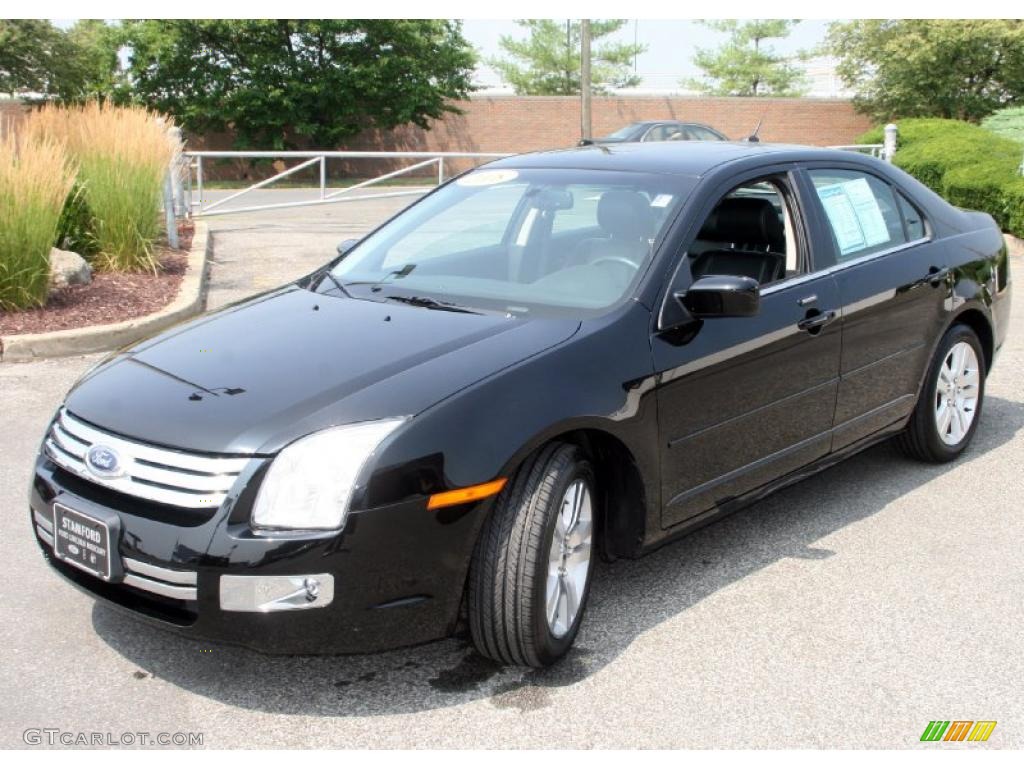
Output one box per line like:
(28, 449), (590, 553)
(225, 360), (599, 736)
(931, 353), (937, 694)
(934, 341), (981, 446)
(545, 479), (593, 638)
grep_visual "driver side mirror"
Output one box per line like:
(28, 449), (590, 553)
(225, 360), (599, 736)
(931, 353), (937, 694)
(336, 238), (359, 257)
(658, 274), (761, 335)
(679, 275), (761, 319)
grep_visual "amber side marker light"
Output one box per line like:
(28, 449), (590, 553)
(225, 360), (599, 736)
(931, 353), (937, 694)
(427, 478), (508, 510)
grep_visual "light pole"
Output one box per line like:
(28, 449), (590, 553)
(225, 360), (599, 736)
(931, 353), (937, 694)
(580, 19), (592, 143)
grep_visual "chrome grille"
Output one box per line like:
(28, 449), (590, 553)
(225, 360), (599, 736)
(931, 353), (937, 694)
(34, 505), (198, 601)
(34, 509), (54, 547)
(43, 408), (251, 509)
(123, 558), (197, 601)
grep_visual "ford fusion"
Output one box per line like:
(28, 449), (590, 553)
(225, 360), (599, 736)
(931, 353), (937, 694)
(31, 142), (1011, 667)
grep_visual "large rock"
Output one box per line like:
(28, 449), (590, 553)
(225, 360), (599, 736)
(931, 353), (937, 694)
(49, 247), (92, 293)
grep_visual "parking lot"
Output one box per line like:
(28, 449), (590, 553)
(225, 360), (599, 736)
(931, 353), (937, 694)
(1, 192), (1022, 748)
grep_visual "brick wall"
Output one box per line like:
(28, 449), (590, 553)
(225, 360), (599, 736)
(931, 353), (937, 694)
(342, 95), (871, 153)
(189, 95), (873, 179)
(0, 99), (27, 131)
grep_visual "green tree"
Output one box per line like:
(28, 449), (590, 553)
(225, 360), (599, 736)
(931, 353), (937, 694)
(118, 20), (476, 148)
(56, 21), (122, 102)
(0, 19), (60, 95)
(827, 19), (1024, 122)
(490, 19), (645, 95)
(0, 19), (119, 101)
(686, 20), (807, 97)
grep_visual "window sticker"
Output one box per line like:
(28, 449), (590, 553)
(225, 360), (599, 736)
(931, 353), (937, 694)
(456, 169), (519, 187)
(651, 193), (674, 208)
(816, 178), (890, 255)
(841, 177), (890, 248)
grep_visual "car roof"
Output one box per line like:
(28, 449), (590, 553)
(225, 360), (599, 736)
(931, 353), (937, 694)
(488, 141), (868, 177)
(628, 120), (705, 126)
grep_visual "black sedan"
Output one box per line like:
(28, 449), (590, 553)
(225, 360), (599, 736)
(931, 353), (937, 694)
(581, 120), (727, 145)
(30, 142), (1011, 667)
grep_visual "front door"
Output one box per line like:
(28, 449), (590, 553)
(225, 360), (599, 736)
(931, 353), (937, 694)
(653, 171), (843, 528)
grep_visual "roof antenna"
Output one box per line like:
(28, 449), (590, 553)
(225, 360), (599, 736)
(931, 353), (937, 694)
(746, 117), (764, 143)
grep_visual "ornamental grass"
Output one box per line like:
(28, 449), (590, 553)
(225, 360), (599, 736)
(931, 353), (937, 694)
(0, 128), (75, 310)
(25, 103), (179, 272)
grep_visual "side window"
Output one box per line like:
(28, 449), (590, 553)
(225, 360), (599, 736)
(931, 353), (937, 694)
(687, 177), (800, 287)
(808, 169), (907, 262)
(644, 124), (671, 142)
(896, 191), (927, 241)
(687, 126), (721, 141)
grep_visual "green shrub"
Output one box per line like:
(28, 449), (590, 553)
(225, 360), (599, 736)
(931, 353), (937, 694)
(0, 132), (75, 311)
(859, 118), (1024, 237)
(943, 161), (1017, 230)
(1004, 178), (1024, 237)
(982, 106), (1024, 145)
(54, 181), (97, 256)
(856, 118), (985, 150)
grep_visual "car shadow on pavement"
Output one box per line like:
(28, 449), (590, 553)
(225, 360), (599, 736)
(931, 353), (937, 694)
(92, 395), (1024, 717)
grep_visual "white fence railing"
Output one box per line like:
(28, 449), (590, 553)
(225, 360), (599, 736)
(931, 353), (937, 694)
(179, 151), (510, 218)
(169, 124), (899, 221)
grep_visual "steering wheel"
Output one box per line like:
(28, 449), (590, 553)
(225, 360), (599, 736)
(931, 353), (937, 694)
(590, 256), (640, 271)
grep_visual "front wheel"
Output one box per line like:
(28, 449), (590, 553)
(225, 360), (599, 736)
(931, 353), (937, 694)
(468, 443), (595, 667)
(897, 323), (986, 462)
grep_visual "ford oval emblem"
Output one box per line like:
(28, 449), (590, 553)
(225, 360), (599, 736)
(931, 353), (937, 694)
(86, 444), (123, 477)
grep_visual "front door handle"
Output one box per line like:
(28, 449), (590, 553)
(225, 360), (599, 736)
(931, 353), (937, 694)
(797, 309), (837, 333)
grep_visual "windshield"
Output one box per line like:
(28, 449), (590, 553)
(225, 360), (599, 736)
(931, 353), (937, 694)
(327, 167), (692, 316)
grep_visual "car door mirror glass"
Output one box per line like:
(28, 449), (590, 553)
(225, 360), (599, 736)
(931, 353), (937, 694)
(680, 275), (761, 318)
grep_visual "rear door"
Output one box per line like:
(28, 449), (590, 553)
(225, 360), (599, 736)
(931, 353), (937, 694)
(653, 166), (843, 528)
(800, 166), (949, 450)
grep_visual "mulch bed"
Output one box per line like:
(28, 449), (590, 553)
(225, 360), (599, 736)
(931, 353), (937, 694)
(0, 223), (194, 338)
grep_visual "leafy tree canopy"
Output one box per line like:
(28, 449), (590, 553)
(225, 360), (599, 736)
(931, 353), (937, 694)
(686, 20), (808, 97)
(0, 19), (118, 101)
(118, 19), (477, 148)
(490, 19), (645, 95)
(827, 19), (1024, 122)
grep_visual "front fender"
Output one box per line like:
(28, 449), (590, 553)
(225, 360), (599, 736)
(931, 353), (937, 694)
(363, 300), (660, 547)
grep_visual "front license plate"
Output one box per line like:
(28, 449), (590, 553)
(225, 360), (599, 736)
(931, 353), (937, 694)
(52, 503), (113, 580)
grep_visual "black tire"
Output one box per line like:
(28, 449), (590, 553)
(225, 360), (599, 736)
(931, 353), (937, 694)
(468, 443), (596, 667)
(896, 323), (986, 463)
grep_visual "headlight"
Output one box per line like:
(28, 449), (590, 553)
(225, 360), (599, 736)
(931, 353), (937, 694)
(251, 418), (405, 531)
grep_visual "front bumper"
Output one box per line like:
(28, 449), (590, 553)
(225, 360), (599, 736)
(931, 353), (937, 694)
(30, 456), (486, 654)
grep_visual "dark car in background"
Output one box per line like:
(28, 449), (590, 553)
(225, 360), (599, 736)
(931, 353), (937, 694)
(31, 141), (1010, 667)
(581, 120), (727, 145)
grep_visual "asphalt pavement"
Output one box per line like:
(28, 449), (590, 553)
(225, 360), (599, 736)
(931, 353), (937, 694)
(1, 192), (1021, 748)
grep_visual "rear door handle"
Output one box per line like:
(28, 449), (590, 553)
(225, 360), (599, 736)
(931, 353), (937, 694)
(797, 310), (837, 333)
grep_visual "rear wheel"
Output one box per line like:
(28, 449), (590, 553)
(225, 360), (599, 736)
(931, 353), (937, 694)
(896, 324), (986, 462)
(468, 443), (595, 667)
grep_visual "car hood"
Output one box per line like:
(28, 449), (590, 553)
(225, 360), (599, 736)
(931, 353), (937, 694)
(65, 287), (581, 454)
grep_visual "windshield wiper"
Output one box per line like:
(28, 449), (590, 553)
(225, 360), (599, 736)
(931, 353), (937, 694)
(380, 295), (480, 314)
(317, 269), (352, 298)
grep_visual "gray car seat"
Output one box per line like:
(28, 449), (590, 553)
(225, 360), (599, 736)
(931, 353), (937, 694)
(572, 190), (656, 267)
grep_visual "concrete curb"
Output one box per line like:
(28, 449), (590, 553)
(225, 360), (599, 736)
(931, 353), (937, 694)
(0, 222), (210, 363)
